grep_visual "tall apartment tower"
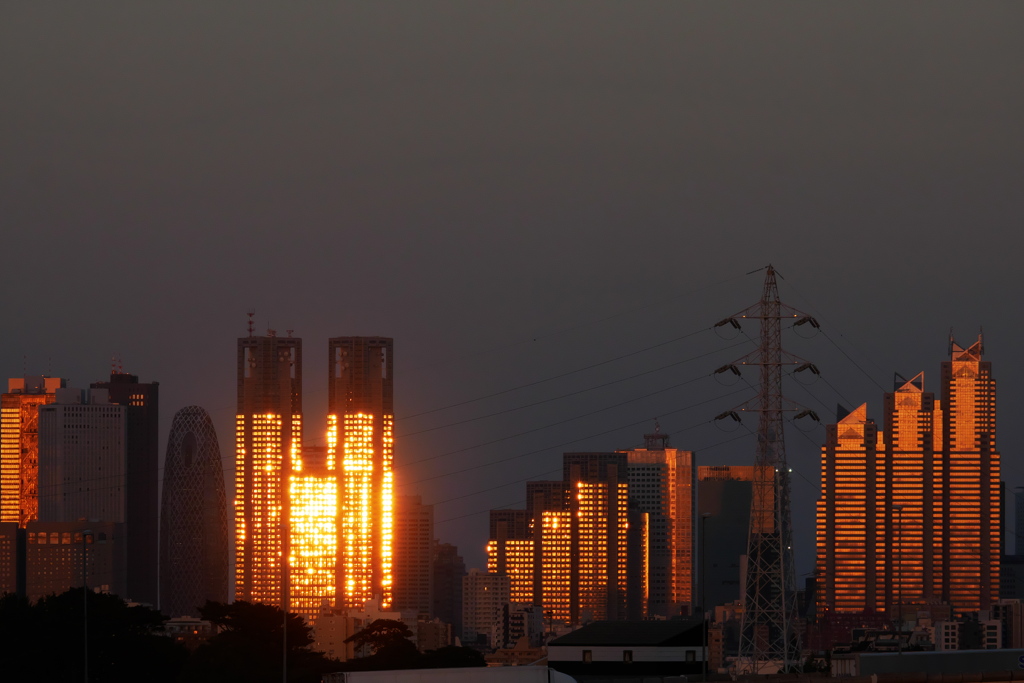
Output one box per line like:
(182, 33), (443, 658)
(236, 333), (302, 608)
(90, 372), (159, 605)
(622, 429), (697, 617)
(160, 406), (228, 617)
(1, 376), (65, 526)
(816, 336), (1001, 618)
(487, 452), (647, 626)
(392, 494), (434, 618)
(328, 337), (394, 610)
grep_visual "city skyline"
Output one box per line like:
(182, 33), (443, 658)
(2, 2), (1023, 583)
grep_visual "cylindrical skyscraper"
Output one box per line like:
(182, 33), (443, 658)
(160, 406), (228, 617)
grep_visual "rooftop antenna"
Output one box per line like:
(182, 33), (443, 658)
(247, 309), (255, 338)
(286, 329), (294, 338)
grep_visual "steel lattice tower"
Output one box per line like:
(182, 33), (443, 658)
(716, 265), (816, 673)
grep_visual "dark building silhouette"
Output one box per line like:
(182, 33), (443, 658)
(392, 494), (434, 618)
(697, 466), (766, 613)
(432, 542), (466, 636)
(26, 521), (125, 602)
(91, 372), (159, 605)
(160, 406), (228, 617)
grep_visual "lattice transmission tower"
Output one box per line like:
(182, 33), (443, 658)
(714, 265), (819, 673)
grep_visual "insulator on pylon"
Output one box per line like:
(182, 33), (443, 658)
(715, 317), (742, 330)
(795, 362), (820, 375)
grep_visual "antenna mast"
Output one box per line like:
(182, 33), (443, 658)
(714, 265), (818, 673)
(247, 309), (255, 338)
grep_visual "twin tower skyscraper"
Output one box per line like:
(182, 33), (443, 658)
(235, 333), (394, 622)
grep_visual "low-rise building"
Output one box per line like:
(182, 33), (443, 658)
(547, 620), (705, 680)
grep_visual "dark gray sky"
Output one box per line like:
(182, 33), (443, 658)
(3, 2), (1023, 575)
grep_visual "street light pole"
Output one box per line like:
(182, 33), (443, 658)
(701, 512), (712, 681)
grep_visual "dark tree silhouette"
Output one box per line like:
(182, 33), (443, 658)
(0, 588), (187, 683)
(180, 600), (338, 683)
(345, 618), (416, 656)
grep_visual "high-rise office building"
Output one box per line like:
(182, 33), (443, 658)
(290, 468), (337, 623)
(816, 337), (1001, 618)
(159, 406), (229, 617)
(623, 430), (697, 617)
(90, 372), (160, 605)
(235, 333), (302, 608)
(37, 388), (126, 524)
(392, 494), (434, 618)
(1, 376), (65, 527)
(697, 466), (766, 613)
(463, 569), (510, 647)
(432, 542), (466, 636)
(289, 441), (338, 622)
(488, 452), (647, 626)
(328, 337), (394, 610)
(25, 521), (125, 601)
(0, 522), (17, 594)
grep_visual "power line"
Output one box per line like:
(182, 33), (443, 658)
(398, 338), (751, 438)
(398, 377), (752, 475)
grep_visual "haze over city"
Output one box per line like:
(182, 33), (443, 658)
(2, 0), (1023, 632)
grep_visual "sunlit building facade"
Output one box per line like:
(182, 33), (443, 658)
(816, 336), (1001, 619)
(623, 430), (697, 617)
(487, 452), (647, 626)
(290, 472), (337, 622)
(1, 376), (65, 527)
(328, 336), (395, 610)
(235, 334), (302, 608)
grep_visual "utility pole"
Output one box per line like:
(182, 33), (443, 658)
(714, 265), (818, 673)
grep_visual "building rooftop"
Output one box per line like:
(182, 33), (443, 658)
(549, 619), (704, 647)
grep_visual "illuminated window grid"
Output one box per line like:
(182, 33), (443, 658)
(289, 474), (337, 624)
(540, 510), (571, 623)
(574, 481), (628, 622)
(239, 413), (285, 604)
(326, 415), (338, 471)
(487, 538), (534, 604)
(1, 394), (54, 526)
(290, 416), (303, 471)
(234, 415), (246, 594)
(339, 411), (387, 610)
(380, 415), (394, 609)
